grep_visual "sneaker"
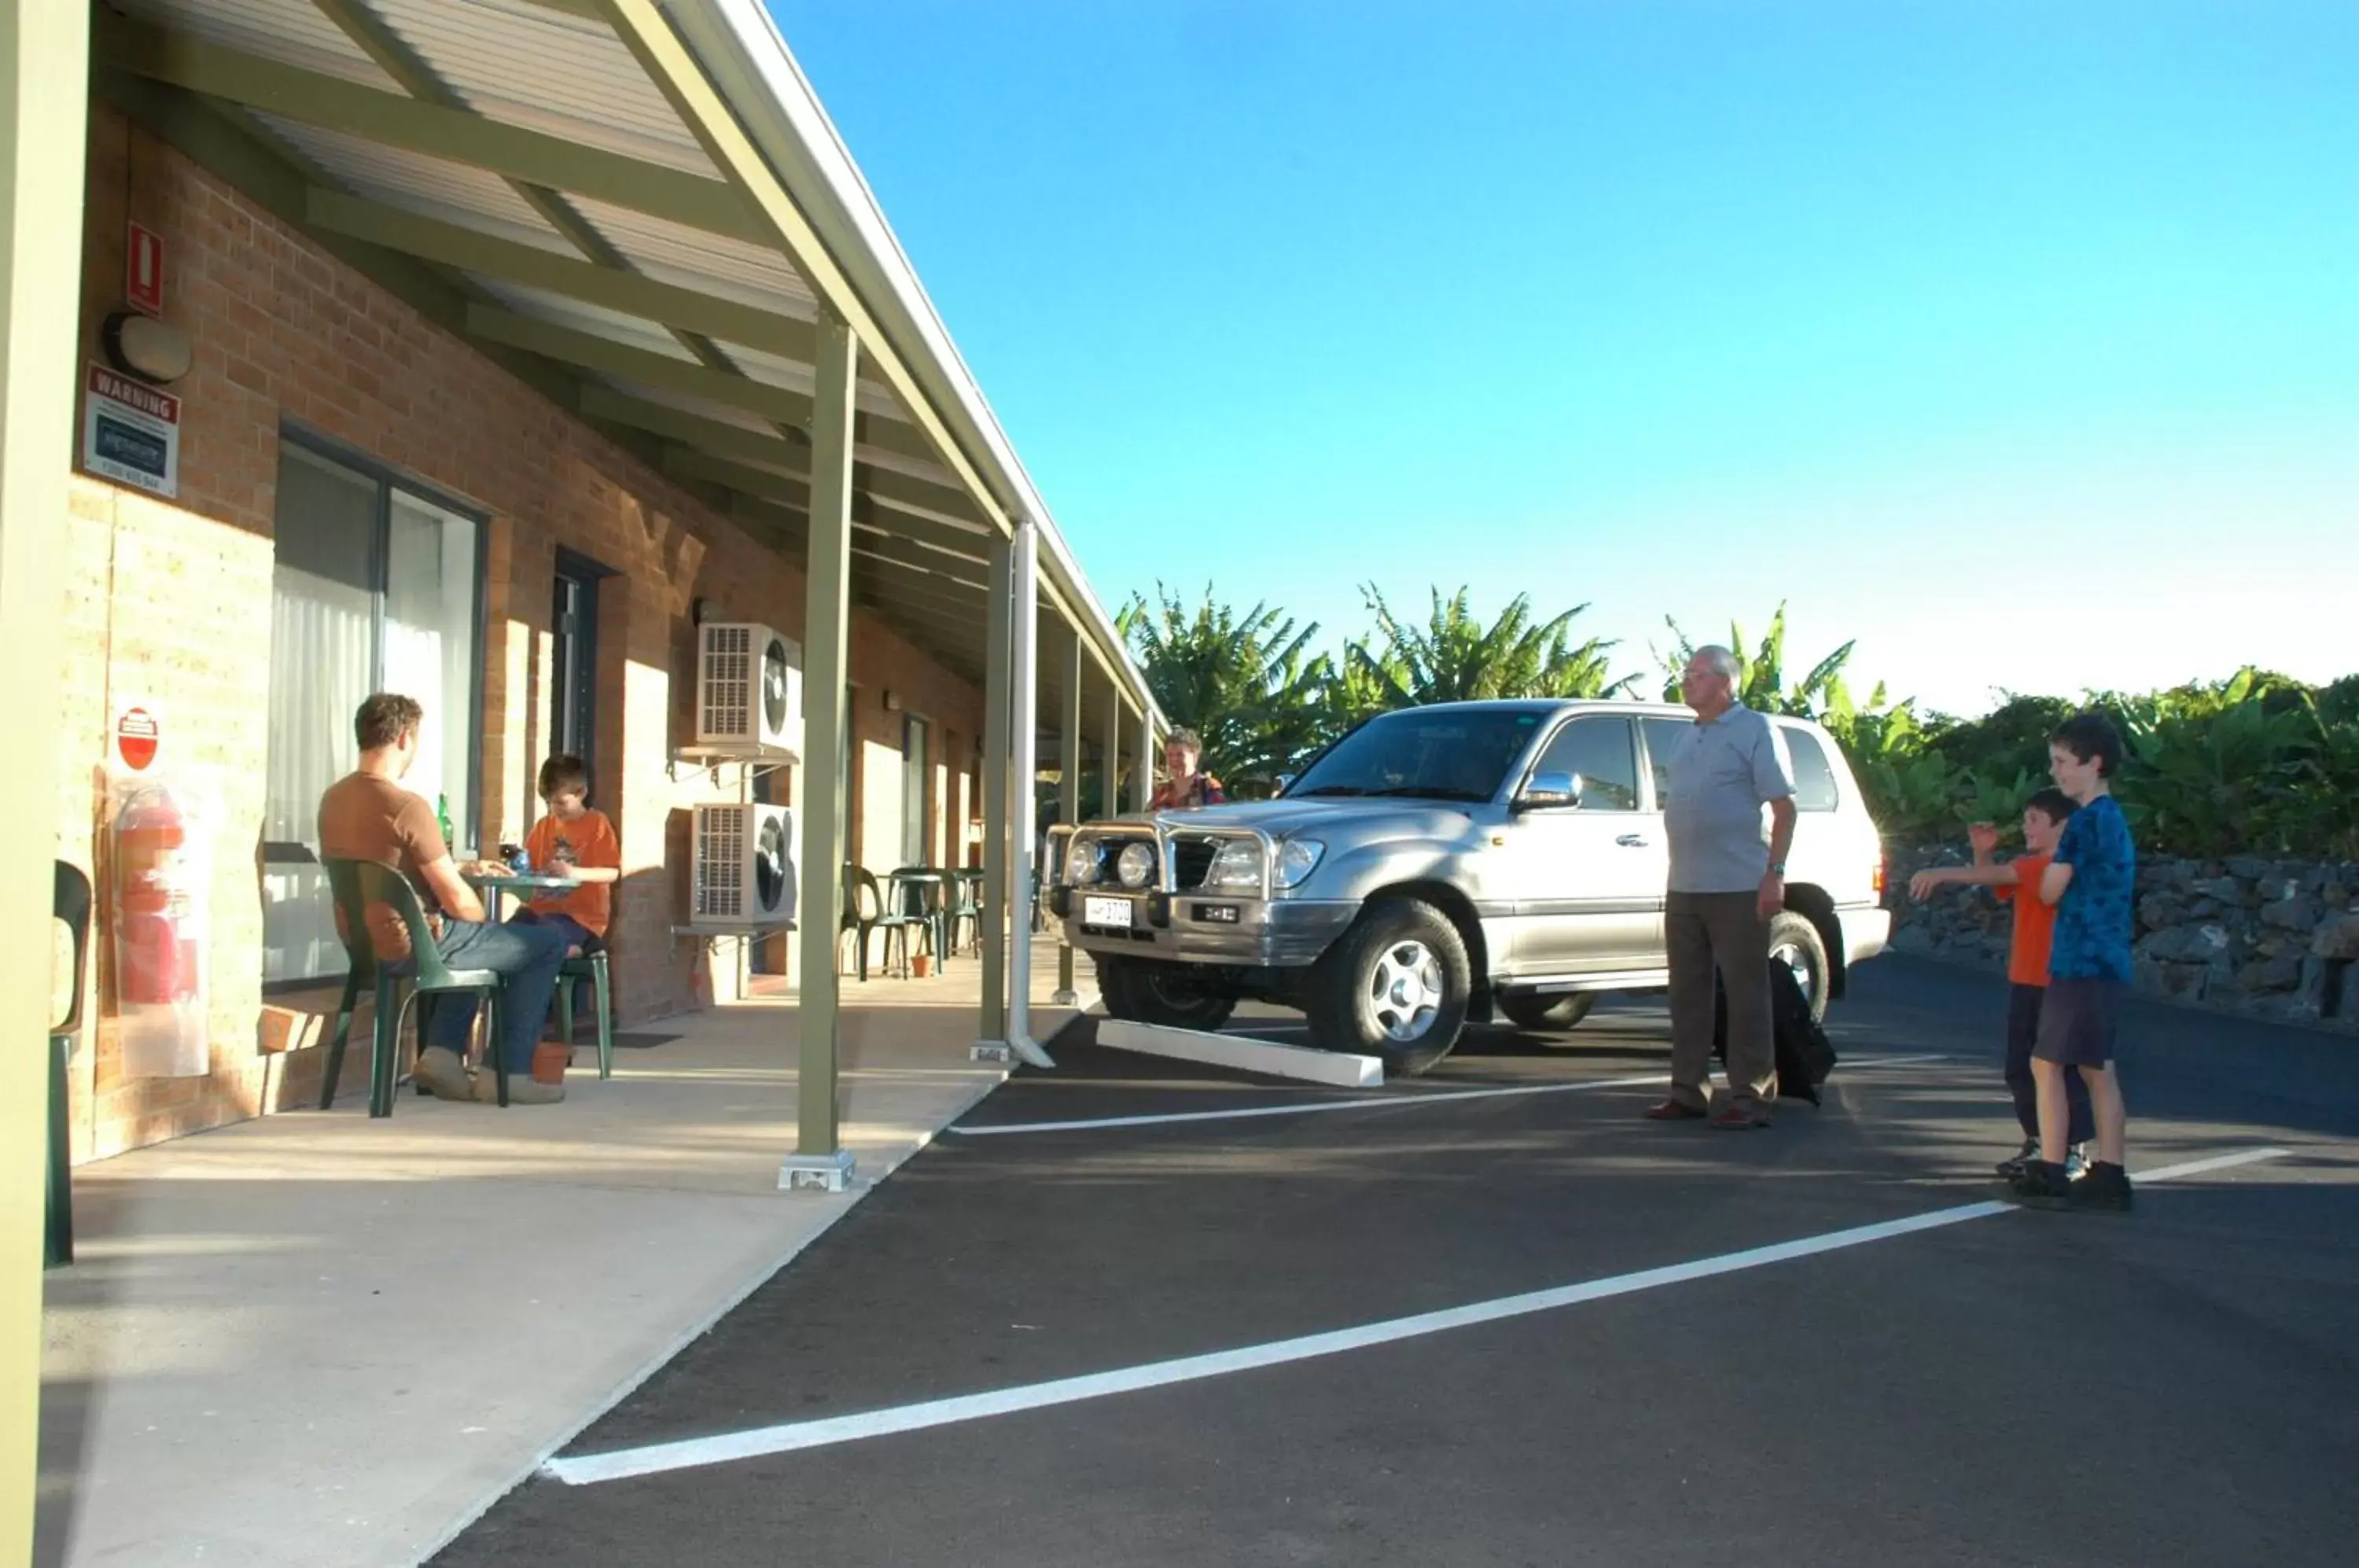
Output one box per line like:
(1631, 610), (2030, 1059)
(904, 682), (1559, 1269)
(2006, 1160), (2072, 1209)
(472, 1072), (565, 1106)
(2064, 1147), (2089, 1181)
(1995, 1139), (2040, 1180)
(413, 1046), (475, 1102)
(2069, 1161), (2133, 1213)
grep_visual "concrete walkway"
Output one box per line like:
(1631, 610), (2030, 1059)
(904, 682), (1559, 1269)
(36, 946), (1090, 1568)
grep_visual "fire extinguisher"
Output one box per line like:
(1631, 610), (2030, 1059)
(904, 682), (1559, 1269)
(115, 783), (197, 1007)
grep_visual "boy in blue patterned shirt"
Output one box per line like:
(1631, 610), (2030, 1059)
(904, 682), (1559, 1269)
(2011, 712), (2135, 1212)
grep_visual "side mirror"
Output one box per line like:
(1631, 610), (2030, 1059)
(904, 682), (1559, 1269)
(1517, 771), (1581, 811)
(1275, 773), (1297, 794)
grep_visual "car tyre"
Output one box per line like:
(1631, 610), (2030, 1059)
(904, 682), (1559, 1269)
(1305, 898), (1471, 1077)
(1496, 990), (1599, 1040)
(1095, 955), (1237, 1032)
(1767, 911), (1831, 1025)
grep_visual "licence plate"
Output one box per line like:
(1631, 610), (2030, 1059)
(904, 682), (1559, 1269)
(1083, 895), (1133, 929)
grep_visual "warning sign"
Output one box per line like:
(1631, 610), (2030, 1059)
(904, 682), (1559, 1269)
(115, 703), (162, 771)
(83, 363), (180, 499)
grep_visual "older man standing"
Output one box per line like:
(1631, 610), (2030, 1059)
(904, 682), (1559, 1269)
(1645, 646), (1798, 1129)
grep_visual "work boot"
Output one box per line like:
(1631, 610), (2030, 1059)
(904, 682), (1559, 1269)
(413, 1046), (474, 1102)
(472, 1072), (565, 1106)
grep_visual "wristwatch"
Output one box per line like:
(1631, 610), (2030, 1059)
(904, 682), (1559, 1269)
(1767, 860), (1787, 876)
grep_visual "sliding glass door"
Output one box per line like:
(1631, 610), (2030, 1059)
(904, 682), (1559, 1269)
(262, 436), (484, 986)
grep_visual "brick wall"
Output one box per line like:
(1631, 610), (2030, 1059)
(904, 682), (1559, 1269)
(57, 108), (986, 1161)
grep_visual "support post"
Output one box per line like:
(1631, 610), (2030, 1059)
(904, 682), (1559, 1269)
(973, 531), (1011, 1061)
(0, 2), (88, 1554)
(785, 310), (858, 1193)
(1051, 625), (1082, 1005)
(1103, 694), (1122, 824)
(1132, 705), (1155, 812)
(1005, 519), (1052, 1066)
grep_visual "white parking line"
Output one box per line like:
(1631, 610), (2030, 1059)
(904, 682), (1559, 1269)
(950, 1053), (1951, 1137)
(544, 1143), (2283, 1488)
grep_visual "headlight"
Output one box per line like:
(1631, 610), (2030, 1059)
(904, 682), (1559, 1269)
(1116, 842), (1157, 889)
(1065, 838), (1102, 886)
(1205, 841), (1261, 889)
(1275, 838), (1325, 889)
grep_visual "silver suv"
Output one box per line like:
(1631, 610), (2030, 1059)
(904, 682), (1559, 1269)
(1047, 699), (1891, 1075)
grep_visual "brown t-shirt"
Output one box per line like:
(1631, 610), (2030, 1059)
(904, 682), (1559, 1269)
(317, 772), (447, 961)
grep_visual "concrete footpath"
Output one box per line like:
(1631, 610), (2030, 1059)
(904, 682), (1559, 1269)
(36, 948), (1087, 1568)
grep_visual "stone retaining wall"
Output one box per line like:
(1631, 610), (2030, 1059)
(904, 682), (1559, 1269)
(1887, 848), (2359, 1031)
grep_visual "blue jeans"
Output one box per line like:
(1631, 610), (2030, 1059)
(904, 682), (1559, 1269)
(425, 918), (571, 1074)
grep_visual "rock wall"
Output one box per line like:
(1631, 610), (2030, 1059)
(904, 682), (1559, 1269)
(1888, 849), (2359, 1030)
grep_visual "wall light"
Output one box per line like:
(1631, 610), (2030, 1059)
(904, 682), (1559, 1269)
(101, 311), (193, 385)
(882, 690), (903, 712)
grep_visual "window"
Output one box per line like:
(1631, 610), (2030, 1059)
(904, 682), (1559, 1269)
(1286, 708), (1544, 802)
(1531, 717), (1641, 812)
(1784, 727), (1842, 812)
(261, 436), (484, 987)
(901, 715), (931, 867)
(550, 551), (608, 797)
(1641, 716), (1694, 808)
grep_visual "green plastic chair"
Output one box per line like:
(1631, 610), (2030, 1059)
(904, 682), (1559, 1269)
(319, 858), (512, 1116)
(552, 948), (613, 1080)
(50, 861), (91, 1268)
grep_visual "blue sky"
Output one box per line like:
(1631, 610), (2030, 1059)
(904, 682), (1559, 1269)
(771, 1), (2357, 716)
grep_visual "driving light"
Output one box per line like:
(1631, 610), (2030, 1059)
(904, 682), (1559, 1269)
(1117, 842), (1157, 889)
(1065, 838), (1102, 886)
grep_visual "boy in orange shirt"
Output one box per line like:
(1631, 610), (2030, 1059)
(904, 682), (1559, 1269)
(513, 754), (620, 959)
(1908, 788), (2092, 1180)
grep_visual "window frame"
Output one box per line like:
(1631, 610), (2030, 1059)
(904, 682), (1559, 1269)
(1779, 722), (1845, 813)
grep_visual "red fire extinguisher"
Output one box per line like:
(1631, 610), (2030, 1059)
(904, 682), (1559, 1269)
(115, 784), (198, 1007)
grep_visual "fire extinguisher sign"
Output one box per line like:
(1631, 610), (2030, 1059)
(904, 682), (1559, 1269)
(115, 701), (162, 771)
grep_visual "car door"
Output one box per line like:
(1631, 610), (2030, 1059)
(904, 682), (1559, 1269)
(1497, 715), (1664, 974)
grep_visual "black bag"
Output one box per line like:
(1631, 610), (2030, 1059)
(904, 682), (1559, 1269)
(1709, 966), (1838, 1106)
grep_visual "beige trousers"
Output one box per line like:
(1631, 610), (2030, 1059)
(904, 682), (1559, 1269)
(1665, 891), (1776, 1116)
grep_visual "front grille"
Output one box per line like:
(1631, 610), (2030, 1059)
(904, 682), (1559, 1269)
(1169, 836), (1220, 890)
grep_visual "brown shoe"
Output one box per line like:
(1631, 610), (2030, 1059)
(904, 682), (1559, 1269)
(1643, 1099), (1709, 1121)
(1709, 1106), (1769, 1130)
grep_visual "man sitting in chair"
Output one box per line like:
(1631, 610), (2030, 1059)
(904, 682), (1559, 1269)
(317, 693), (571, 1105)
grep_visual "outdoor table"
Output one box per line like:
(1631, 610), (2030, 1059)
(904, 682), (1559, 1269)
(460, 868), (579, 923)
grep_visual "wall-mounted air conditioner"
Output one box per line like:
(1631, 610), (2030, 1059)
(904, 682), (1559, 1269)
(692, 803), (797, 925)
(696, 621), (801, 756)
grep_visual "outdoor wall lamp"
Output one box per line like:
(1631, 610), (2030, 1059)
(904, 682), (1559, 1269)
(101, 311), (193, 385)
(882, 690), (903, 712)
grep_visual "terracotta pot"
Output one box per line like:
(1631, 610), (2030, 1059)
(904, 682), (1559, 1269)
(911, 953), (933, 978)
(531, 1041), (569, 1085)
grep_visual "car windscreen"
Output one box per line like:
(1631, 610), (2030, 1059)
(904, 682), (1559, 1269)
(1283, 709), (1545, 802)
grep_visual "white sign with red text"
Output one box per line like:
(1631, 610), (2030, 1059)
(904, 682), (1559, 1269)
(83, 363), (181, 499)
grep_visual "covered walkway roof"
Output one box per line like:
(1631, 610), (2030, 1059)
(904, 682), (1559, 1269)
(94, 0), (1157, 753)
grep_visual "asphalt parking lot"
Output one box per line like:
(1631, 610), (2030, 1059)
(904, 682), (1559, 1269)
(437, 958), (2359, 1567)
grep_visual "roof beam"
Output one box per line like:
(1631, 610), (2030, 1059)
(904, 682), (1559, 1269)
(591, 0), (1010, 535)
(672, 450), (989, 561)
(304, 189), (819, 361)
(94, 11), (769, 245)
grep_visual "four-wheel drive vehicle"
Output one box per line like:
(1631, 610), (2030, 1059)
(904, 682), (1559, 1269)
(1047, 700), (1890, 1076)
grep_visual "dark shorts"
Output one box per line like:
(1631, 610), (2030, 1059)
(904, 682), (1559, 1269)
(2035, 976), (2122, 1068)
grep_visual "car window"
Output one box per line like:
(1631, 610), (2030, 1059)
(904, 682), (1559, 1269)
(1784, 727), (1842, 812)
(1530, 717), (1640, 812)
(1285, 708), (1545, 802)
(1640, 717), (1692, 810)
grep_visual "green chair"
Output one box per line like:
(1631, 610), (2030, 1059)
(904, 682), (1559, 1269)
(50, 861), (91, 1268)
(320, 858), (513, 1116)
(839, 865), (918, 981)
(552, 948), (613, 1080)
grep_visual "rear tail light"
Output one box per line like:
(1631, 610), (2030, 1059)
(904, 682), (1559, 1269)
(1872, 859), (1887, 896)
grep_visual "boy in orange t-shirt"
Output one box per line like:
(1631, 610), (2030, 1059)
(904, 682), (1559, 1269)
(1908, 788), (2092, 1178)
(513, 754), (620, 959)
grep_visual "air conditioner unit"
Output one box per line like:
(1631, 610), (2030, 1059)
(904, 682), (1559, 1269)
(693, 803), (797, 925)
(697, 621), (801, 756)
